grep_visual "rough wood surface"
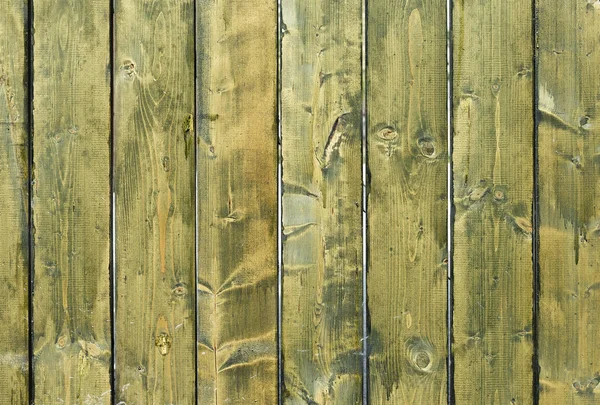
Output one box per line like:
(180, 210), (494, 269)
(452, 0), (534, 403)
(537, 1), (600, 403)
(32, 0), (112, 402)
(113, 0), (196, 403)
(367, 1), (448, 403)
(280, 0), (363, 402)
(0, 1), (30, 402)
(196, 0), (278, 403)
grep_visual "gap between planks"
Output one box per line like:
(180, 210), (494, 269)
(446, 0), (455, 402)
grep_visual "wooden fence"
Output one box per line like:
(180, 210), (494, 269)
(0, 0), (598, 403)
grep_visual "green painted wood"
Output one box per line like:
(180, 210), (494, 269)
(0, 0), (30, 402)
(196, 0), (278, 403)
(452, 0), (535, 403)
(367, 1), (448, 403)
(537, 1), (600, 403)
(32, 0), (112, 402)
(281, 0), (363, 402)
(113, 0), (196, 402)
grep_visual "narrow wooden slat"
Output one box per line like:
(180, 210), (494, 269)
(32, 0), (111, 401)
(280, 0), (363, 402)
(537, 1), (600, 402)
(196, 0), (278, 403)
(113, 0), (196, 402)
(452, 0), (534, 403)
(0, 0), (30, 401)
(366, 0), (448, 403)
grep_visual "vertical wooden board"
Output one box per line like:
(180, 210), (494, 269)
(366, 0), (448, 403)
(113, 0), (196, 403)
(452, 0), (534, 403)
(32, 0), (111, 402)
(0, 0), (30, 402)
(537, 1), (600, 403)
(196, 0), (278, 403)
(281, 0), (363, 403)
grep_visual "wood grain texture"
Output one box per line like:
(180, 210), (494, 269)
(452, 0), (534, 403)
(367, 1), (448, 403)
(113, 0), (196, 403)
(0, 0), (30, 402)
(537, 1), (600, 403)
(281, 0), (363, 402)
(32, 0), (111, 402)
(196, 0), (278, 403)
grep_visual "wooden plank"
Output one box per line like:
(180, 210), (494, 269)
(537, 1), (600, 403)
(452, 0), (534, 403)
(31, 0), (112, 402)
(113, 0), (196, 403)
(195, 0), (278, 403)
(366, 0), (448, 403)
(280, 0), (363, 402)
(0, 0), (30, 401)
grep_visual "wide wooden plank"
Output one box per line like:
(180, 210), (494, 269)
(280, 0), (363, 402)
(196, 0), (278, 403)
(0, 0), (30, 401)
(32, 0), (112, 402)
(113, 0), (196, 403)
(452, 0), (534, 403)
(537, 1), (600, 403)
(366, 0), (448, 403)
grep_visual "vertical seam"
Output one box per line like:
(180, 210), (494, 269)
(109, 0), (117, 401)
(277, 0), (283, 400)
(361, 0), (369, 402)
(532, 0), (540, 403)
(194, 0), (199, 400)
(195, 0), (200, 401)
(27, 0), (35, 400)
(447, 0), (455, 403)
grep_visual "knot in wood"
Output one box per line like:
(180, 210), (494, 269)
(491, 79), (502, 96)
(413, 350), (431, 371)
(377, 127), (398, 141)
(171, 283), (187, 298)
(56, 335), (67, 349)
(155, 332), (172, 356)
(417, 137), (436, 158)
(492, 185), (508, 203)
(120, 60), (136, 81)
(579, 115), (591, 130)
(405, 336), (435, 373)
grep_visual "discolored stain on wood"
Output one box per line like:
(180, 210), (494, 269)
(196, 0), (278, 403)
(281, 0), (363, 403)
(537, 1), (600, 404)
(113, 0), (196, 403)
(366, 1), (448, 403)
(452, 0), (534, 403)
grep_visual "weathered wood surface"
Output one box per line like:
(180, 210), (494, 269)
(196, 0), (278, 403)
(367, 0), (448, 403)
(10, 1), (600, 402)
(113, 0), (196, 403)
(32, 0), (112, 402)
(0, 1), (30, 402)
(281, 0), (363, 402)
(452, 0), (534, 403)
(537, 1), (600, 403)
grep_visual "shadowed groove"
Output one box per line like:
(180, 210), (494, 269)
(27, 0), (35, 400)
